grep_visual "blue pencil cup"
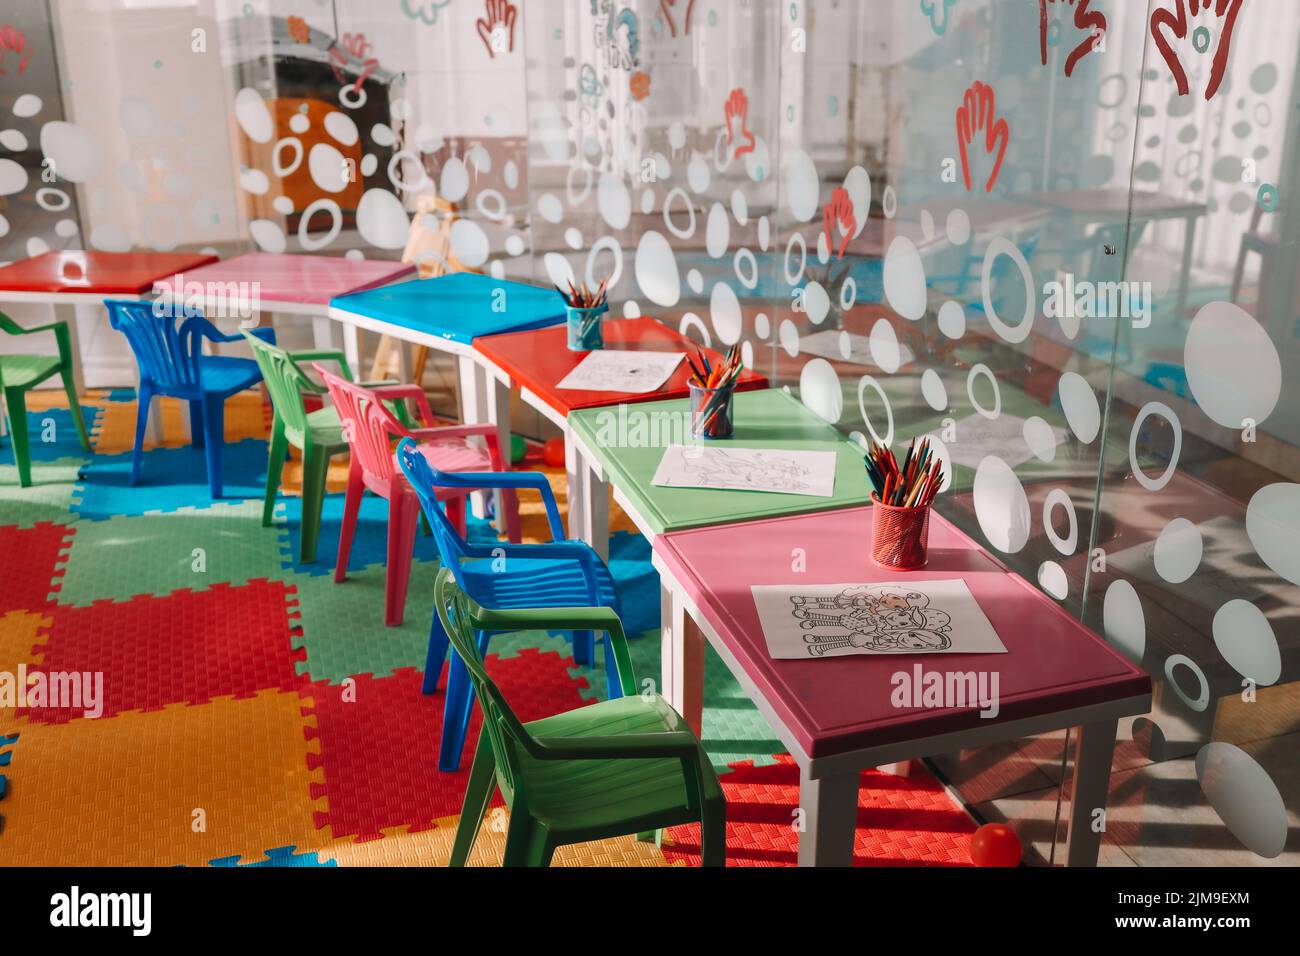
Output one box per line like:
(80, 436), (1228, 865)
(566, 304), (608, 351)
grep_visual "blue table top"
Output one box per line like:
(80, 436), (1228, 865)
(329, 271), (567, 345)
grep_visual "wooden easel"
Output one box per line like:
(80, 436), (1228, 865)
(366, 194), (464, 382)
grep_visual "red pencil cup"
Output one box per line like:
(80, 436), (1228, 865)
(870, 493), (931, 570)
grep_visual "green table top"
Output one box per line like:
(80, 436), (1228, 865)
(568, 388), (872, 537)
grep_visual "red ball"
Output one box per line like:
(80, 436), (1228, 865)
(970, 823), (1021, 867)
(542, 436), (566, 469)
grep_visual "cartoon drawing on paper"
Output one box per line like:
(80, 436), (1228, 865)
(680, 447), (814, 493)
(789, 584), (953, 656)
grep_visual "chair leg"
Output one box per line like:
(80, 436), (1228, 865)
(602, 631), (622, 700)
(524, 827), (556, 867)
(188, 400), (205, 448)
(383, 493), (418, 626)
(299, 444), (329, 564)
(3, 389), (32, 487)
(449, 733), (497, 867)
(130, 384), (151, 486)
(422, 608), (451, 694)
(572, 630), (595, 667)
(59, 367), (91, 452)
(335, 458), (364, 583)
(439, 629), (490, 772)
(262, 416), (288, 528)
(501, 813), (541, 867)
(445, 494), (467, 538)
(699, 794), (727, 867)
(200, 396), (225, 498)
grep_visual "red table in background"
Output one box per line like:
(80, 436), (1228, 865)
(473, 315), (768, 549)
(0, 250), (219, 391)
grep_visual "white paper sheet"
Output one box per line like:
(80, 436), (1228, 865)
(751, 580), (1007, 658)
(651, 445), (838, 497)
(555, 350), (684, 393)
(924, 413), (1068, 470)
(797, 328), (915, 369)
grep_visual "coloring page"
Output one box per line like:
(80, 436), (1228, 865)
(798, 328), (915, 370)
(651, 445), (837, 497)
(925, 413), (1068, 471)
(751, 580), (1007, 659)
(556, 350), (683, 393)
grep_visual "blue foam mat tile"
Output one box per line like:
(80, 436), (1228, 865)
(207, 845), (337, 868)
(606, 529), (659, 635)
(71, 439), (269, 520)
(9, 405), (101, 463)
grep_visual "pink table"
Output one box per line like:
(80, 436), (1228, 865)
(652, 505), (1151, 866)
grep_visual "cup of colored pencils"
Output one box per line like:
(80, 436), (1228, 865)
(561, 277), (610, 350)
(687, 346), (741, 440)
(864, 436), (943, 570)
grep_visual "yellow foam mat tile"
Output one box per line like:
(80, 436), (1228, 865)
(92, 391), (269, 454)
(319, 813), (674, 867)
(0, 688), (327, 866)
(0, 610), (46, 736)
(21, 388), (113, 413)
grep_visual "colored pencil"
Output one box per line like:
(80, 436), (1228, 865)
(864, 436), (943, 508)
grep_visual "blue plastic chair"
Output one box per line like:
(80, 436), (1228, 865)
(106, 300), (273, 498)
(396, 437), (624, 772)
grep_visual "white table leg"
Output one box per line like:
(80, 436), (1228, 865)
(53, 302), (86, 393)
(484, 371), (511, 531)
(660, 583), (704, 735)
(311, 315), (337, 351)
(457, 355), (492, 519)
(564, 429), (584, 540)
(580, 453), (610, 562)
(797, 766), (860, 867)
(342, 323), (363, 379)
(1176, 214), (1197, 320)
(1063, 719), (1118, 867)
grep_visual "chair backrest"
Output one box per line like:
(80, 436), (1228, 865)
(315, 365), (408, 482)
(241, 331), (313, 436)
(433, 565), (532, 799)
(396, 437), (474, 573)
(106, 299), (205, 393)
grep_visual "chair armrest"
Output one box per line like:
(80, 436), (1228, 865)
(202, 320), (275, 347)
(424, 469), (565, 540)
(287, 349), (353, 382)
(369, 383), (436, 427)
(529, 730), (700, 760)
(0, 312), (76, 371)
(474, 601), (634, 696)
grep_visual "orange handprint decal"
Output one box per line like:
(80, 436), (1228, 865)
(823, 188), (856, 260)
(724, 88), (756, 158)
(476, 0), (518, 57)
(1151, 0), (1244, 101)
(659, 0), (698, 38)
(1039, 0), (1107, 77)
(955, 81), (1009, 193)
(0, 25), (31, 76)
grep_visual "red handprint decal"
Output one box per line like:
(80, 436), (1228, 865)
(823, 188), (856, 260)
(1151, 0), (1244, 101)
(1039, 0), (1107, 77)
(956, 81), (1010, 193)
(659, 0), (698, 38)
(724, 88), (756, 158)
(330, 33), (379, 92)
(476, 0), (518, 57)
(0, 25), (32, 77)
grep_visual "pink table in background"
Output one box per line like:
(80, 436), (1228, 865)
(652, 505), (1151, 867)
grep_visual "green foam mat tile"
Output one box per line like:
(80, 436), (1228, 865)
(50, 499), (289, 606)
(282, 558), (442, 685)
(0, 458), (83, 529)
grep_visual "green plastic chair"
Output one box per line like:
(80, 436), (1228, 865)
(1, 310), (91, 487)
(241, 331), (415, 564)
(433, 566), (726, 867)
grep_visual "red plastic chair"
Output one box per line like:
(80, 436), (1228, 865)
(314, 365), (521, 626)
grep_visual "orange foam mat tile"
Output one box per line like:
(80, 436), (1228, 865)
(92, 391), (270, 454)
(0, 611), (46, 736)
(319, 815), (673, 867)
(0, 688), (327, 866)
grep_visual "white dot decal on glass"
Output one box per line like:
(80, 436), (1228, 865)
(537, 193), (563, 224)
(705, 201), (729, 257)
(467, 144), (491, 173)
(755, 313), (770, 339)
(544, 252), (574, 289)
(3, 157), (34, 195)
(757, 216), (770, 251)
(730, 189), (748, 226)
(1197, 742), (1287, 859)
(842, 165), (871, 238)
(597, 172), (631, 230)
(921, 369), (947, 411)
(322, 111), (358, 147)
(882, 236), (927, 321)
(1042, 487), (1078, 554)
(54, 218), (78, 238)
(779, 319), (800, 357)
(920, 209), (935, 241)
(981, 236), (1035, 343)
(308, 143), (349, 193)
(249, 218), (287, 254)
(13, 94), (42, 118)
(937, 300), (965, 339)
(1129, 401), (1182, 491)
(1058, 372), (1100, 443)
(639, 188), (655, 216)
(1103, 579), (1145, 663)
(288, 112), (310, 135)
(709, 282), (743, 346)
(564, 227), (583, 250)
(869, 319), (901, 373)
(360, 154), (377, 177)
(800, 358), (843, 424)
(816, 230), (831, 264)
(504, 234), (525, 257)
(686, 268), (703, 294)
(234, 88), (273, 143)
(946, 208), (971, 245)
(668, 121), (686, 150)
(1038, 561), (1068, 600)
(966, 363), (1001, 419)
(783, 149), (819, 222)
(1023, 416), (1058, 462)
(1184, 301), (1283, 428)
(623, 300), (641, 318)
(271, 196), (293, 215)
(1245, 483), (1300, 586)
(1213, 600), (1281, 686)
(0, 129), (27, 151)
(837, 330), (852, 359)
(440, 157), (470, 202)
(1165, 654), (1210, 711)
(371, 123), (395, 148)
(39, 122), (101, 183)
(804, 281), (830, 325)
(973, 455), (1031, 553)
(687, 154), (710, 194)
(26, 236), (49, 257)
(743, 136), (770, 182)
(1153, 517), (1202, 583)
(634, 230), (680, 308)
(503, 160), (519, 190)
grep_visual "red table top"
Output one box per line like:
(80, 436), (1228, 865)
(157, 252), (414, 306)
(473, 315), (768, 416)
(0, 251), (220, 295)
(654, 505), (1151, 760)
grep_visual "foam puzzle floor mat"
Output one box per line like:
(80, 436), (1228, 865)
(0, 389), (978, 866)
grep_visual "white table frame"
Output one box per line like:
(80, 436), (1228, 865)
(652, 550), (1150, 867)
